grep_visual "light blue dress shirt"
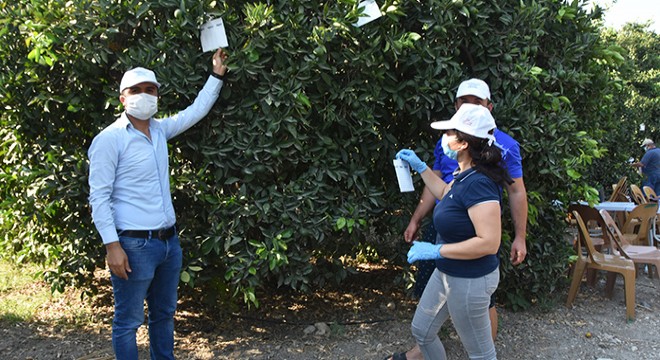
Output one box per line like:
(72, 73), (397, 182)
(88, 76), (223, 244)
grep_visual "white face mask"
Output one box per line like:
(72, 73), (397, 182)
(124, 93), (158, 120)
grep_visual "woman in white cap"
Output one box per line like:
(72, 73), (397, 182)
(394, 103), (512, 360)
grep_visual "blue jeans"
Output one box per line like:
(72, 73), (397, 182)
(111, 233), (182, 360)
(644, 174), (660, 196)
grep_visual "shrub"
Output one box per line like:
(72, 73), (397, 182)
(0, 0), (627, 309)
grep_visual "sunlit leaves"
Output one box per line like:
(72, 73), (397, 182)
(243, 2), (274, 32)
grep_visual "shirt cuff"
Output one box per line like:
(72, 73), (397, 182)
(98, 226), (119, 245)
(205, 75), (224, 94)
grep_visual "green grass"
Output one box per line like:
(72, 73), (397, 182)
(0, 259), (51, 323)
(0, 259), (106, 329)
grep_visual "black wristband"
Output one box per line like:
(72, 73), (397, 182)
(210, 71), (226, 81)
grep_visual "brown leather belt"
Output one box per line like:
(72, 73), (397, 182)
(117, 225), (176, 240)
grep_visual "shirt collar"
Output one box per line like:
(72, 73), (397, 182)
(118, 112), (132, 128)
(118, 112), (158, 130)
(454, 167), (478, 182)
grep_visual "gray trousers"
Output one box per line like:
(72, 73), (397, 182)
(411, 268), (499, 360)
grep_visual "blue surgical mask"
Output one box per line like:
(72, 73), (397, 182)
(441, 134), (459, 160)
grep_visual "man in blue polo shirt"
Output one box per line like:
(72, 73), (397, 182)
(390, 78), (528, 360)
(633, 139), (660, 195)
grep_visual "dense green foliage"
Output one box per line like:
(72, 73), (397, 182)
(592, 23), (660, 190)
(2, 0), (650, 310)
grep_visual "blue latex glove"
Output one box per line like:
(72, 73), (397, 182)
(396, 149), (428, 174)
(407, 241), (444, 263)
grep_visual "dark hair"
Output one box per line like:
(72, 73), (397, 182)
(456, 130), (514, 187)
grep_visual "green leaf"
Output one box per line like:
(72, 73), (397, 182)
(336, 217), (346, 230)
(296, 92), (311, 108)
(566, 169), (581, 180)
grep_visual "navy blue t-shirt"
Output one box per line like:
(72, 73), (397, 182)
(433, 168), (502, 278)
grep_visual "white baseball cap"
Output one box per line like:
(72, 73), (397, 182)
(431, 104), (496, 143)
(641, 138), (654, 147)
(456, 78), (490, 100)
(119, 67), (161, 92)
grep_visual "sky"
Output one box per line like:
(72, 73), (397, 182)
(589, 0), (659, 33)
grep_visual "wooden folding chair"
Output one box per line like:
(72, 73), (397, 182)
(643, 186), (658, 202)
(566, 211), (636, 322)
(600, 209), (660, 282)
(609, 176), (628, 202)
(630, 184), (648, 205)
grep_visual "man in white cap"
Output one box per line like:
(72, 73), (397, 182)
(386, 79), (528, 360)
(632, 138), (660, 194)
(88, 48), (228, 360)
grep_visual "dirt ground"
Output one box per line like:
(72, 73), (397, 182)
(3, 264), (660, 360)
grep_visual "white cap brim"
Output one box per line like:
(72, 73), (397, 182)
(430, 119), (457, 130)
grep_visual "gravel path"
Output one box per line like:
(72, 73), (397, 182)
(2, 267), (660, 359)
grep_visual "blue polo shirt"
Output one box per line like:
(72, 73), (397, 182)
(432, 129), (523, 182)
(641, 148), (660, 178)
(433, 168), (502, 278)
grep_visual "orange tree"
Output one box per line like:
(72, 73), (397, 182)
(0, 0), (624, 309)
(590, 23), (660, 190)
